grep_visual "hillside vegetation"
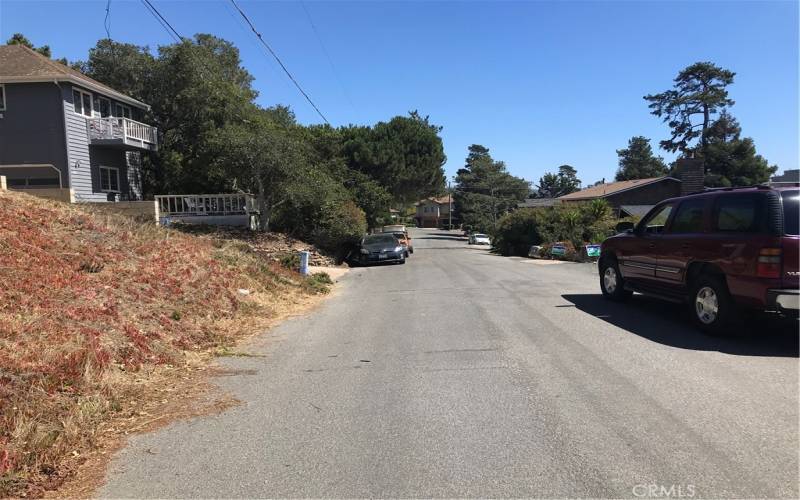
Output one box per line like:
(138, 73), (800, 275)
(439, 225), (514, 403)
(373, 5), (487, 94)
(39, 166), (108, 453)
(0, 191), (330, 496)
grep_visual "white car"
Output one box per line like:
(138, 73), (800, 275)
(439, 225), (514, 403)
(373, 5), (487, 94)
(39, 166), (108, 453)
(469, 233), (491, 245)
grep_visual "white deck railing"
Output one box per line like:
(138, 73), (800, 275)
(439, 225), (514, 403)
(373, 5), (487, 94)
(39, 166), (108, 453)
(155, 194), (257, 217)
(88, 117), (158, 147)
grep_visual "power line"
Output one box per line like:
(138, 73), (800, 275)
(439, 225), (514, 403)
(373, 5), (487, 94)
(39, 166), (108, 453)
(299, 0), (356, 115)
(139, 0), (181, 43)
(228, 0), (330, 124)
(104, 0), (112, 39)
(140, 0), (183, 42)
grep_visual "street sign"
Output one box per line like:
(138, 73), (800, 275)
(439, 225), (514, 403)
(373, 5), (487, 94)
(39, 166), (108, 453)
(585, 244), (601, 258)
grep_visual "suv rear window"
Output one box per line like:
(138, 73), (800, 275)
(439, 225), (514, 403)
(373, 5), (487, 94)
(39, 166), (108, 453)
(782, 190), (799, 235)
(714, 194), (767, 233)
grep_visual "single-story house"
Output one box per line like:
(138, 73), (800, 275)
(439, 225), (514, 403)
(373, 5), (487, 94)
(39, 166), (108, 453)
(556, 159), (706, 217)
(771, 169), (799, 186)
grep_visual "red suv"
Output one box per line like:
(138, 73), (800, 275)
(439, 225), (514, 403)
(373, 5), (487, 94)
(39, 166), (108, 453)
(599, 186), (799, 333)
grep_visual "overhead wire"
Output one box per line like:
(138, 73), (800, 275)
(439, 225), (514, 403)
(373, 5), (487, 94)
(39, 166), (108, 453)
(228, 0), (330, 124)
(299, 0), (356, 116)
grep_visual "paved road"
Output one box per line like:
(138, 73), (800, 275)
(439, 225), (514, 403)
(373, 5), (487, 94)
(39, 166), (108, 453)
(100, 228), (798, 498)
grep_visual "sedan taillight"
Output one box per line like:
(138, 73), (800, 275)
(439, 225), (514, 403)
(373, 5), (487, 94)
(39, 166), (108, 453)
(757, 248), (781, 278)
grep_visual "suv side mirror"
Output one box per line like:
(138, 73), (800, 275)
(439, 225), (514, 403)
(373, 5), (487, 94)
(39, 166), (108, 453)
(615, 221), (635, 233)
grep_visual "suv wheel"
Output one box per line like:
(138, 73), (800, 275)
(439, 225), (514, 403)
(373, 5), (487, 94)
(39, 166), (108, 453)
(600, 258), (632, 301)
(691, 275), (736, 334)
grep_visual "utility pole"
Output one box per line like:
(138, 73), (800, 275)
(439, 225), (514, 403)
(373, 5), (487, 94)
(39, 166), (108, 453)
(448, 180), (452, 230)
(490, 186), (496, 229)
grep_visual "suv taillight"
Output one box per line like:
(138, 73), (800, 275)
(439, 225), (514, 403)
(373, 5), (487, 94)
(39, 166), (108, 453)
(757, 248), (782, 278)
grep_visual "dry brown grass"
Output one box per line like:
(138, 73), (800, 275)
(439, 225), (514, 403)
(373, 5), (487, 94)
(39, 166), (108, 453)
(0, 190), (330, 497)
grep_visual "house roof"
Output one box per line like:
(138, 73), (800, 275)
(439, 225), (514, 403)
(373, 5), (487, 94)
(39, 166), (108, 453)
(416, 195), (451, 205)
(619, 205), (655, 218)
(558, 176), (679, 201)
(518, 198), (556, 208)
(0, 44), (149, 109)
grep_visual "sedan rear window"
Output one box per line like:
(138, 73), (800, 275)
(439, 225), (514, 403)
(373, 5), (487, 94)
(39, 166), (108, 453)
(364, 234), (397, 244)
(782, 190), (799, 235)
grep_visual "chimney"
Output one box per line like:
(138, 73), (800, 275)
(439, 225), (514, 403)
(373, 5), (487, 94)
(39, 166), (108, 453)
(675, 158), (705, 196)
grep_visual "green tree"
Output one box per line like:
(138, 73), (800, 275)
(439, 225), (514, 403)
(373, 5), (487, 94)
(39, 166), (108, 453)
(645, 62), (735, 155)
(209, 107), (308, 231)
(536, 165), (581, 198)
(74, 39), (156, 103)
(454, 145), (530, 232)
(6, 33), (51, 57)
(615, 136), (668, 181)
(340, 112), (446, 206)
(698, 112), (777, 186)
(6, 32), (70, 65)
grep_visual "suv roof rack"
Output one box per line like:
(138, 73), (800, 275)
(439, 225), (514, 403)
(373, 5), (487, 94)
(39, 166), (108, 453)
(686, 185), (774, 196)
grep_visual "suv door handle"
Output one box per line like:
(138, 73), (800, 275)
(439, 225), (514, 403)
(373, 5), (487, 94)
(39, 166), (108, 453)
(681, 243), (690, 249)
(648, 243), (656, 248)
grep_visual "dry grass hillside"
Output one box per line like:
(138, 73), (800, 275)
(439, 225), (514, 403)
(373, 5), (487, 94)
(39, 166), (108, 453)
(0, 190), (333, 496)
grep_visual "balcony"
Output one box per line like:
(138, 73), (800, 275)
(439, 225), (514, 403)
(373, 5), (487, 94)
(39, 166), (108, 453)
(87, 117), (158, 151)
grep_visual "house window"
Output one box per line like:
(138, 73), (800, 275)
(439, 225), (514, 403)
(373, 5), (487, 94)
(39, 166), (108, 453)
(115, 103), (132, 119)
(99, 166), (120, 193)
(97, 97), (111, 118)
(0, 84), (5, 111)
(73, 88), (93, 117)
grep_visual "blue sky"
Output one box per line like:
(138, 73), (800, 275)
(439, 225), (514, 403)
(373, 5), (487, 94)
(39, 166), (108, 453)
(1, 0), (797, 185)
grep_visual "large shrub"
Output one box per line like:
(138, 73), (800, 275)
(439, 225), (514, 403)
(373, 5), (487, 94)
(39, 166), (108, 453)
(312, 200), (367, 253)
(494, 200), (616, 257)
(492, 209), (544, 256)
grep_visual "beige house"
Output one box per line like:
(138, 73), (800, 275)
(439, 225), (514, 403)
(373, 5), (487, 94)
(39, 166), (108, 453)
(414, 195), (454, 228)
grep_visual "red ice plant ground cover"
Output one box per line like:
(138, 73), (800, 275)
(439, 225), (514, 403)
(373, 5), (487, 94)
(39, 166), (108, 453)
(0, 190), (325, 496)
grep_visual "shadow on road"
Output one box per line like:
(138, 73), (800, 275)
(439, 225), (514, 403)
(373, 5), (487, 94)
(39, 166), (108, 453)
(414, 235), (467, 242)
(562, 293), (799, 358)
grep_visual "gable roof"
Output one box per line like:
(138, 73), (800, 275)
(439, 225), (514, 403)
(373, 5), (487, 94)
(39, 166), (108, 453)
(416, 195), (451, 206)
(558, 176), (679, 201)
(0, 44), (148, 109)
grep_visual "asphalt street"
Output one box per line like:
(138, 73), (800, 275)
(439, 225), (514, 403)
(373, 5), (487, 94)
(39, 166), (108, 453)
(100, 228), (799, 498)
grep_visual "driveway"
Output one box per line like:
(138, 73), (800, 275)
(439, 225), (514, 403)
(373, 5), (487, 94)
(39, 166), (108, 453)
(99, 228), (799, 498)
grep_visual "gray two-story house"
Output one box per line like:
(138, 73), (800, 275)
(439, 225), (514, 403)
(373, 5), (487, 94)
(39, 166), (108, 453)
(0, 44), (157, 202)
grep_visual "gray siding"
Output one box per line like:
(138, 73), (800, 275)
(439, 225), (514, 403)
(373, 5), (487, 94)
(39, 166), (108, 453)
(1, 81), (147, 201)
(0, 82), (68, 185)
(126, 151), (143, 200)
(62, 83), (107, 202)
(89, 147), (143, 200)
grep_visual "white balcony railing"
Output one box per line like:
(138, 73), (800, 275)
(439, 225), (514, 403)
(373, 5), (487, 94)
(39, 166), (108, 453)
(87, 117), (158, 149)
(155, 194), (258, 218)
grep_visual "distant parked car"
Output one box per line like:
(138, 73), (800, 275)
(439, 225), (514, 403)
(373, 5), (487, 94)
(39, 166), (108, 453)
(354, 233), (406, 265)
(469, 233), (491, 245)
(382, 227), (413, 255)
(599, 185), (799, 333)
(388, 231), (413, 256)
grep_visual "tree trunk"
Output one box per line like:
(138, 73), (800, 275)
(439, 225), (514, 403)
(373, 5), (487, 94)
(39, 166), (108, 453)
(701, 103), (710, 155)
